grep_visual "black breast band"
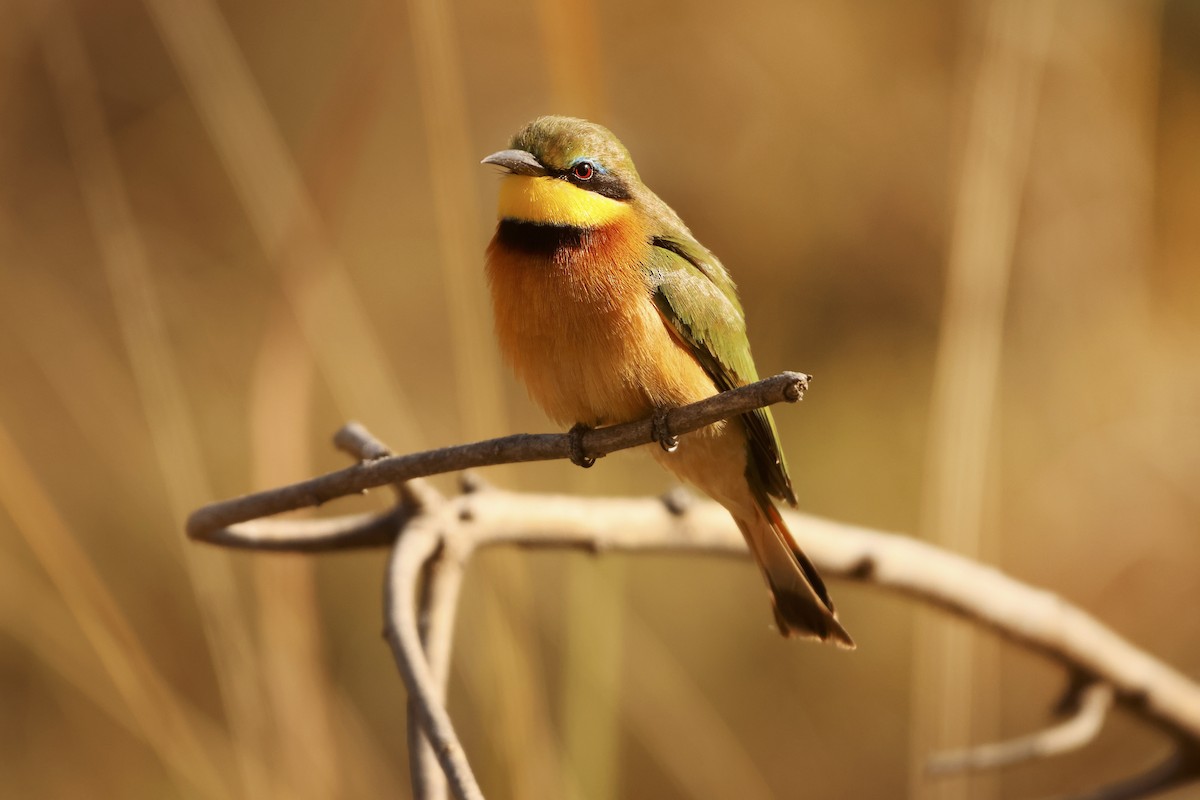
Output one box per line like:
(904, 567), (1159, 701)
(496, 220), (589, 254)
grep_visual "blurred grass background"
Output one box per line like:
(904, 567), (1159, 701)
(2, 0), (1199, 798)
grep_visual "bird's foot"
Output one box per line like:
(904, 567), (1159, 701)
(568, 423), (596, 468)
(652, 408), (679, 453)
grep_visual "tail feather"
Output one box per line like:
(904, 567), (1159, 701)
(737, 503), (855, 649)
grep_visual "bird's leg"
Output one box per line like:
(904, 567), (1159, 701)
(651, 408), (679, 453)
(568, 423), (596, 468)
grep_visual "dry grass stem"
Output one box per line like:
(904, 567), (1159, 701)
(141, 0), (425, 451)
(41, 5), (266, 794)
(914, 2), (1058, 796)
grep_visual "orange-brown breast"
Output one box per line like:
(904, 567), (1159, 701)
(485, 218), (719, 428)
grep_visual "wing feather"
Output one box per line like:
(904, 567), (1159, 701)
(646, 235), (797, 505)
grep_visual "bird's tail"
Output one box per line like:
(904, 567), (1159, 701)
(735, 501), (855, 648)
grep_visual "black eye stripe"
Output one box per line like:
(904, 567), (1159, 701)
(590, 176), (632, 200)
(553, 166), (631, 201)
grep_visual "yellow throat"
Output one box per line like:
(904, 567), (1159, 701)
(497, 174), (629, 228)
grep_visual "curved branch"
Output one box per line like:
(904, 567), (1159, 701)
(199, 483), (1200, 754)
(384, 520), (482, 800)
(333, 418), (465, 800)
(185, 372), (809, 538)
(926, 682), (1113, 774)
(1069, 747), (1200, 800)
(408, 544), (467, 800)
(453, 491), (1200, 743)
(184, 401), (1200, 800)
(196, 510), (404, 551)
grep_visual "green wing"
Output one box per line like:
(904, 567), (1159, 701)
(646, 234), (797, 505)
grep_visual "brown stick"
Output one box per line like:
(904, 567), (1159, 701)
(186, 372), (808, 539)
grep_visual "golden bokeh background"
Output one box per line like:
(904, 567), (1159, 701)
(2, 0), (1198, 797)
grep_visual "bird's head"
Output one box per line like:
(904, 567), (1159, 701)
(482, 116), (641, 229)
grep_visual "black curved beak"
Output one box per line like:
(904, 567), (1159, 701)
(481, 149), (547, 177)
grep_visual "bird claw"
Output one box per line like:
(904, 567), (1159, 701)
(652, 409), (679, 453)
(568, 423), (596, 468)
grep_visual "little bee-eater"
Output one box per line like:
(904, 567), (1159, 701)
(482, 116), (853, 647)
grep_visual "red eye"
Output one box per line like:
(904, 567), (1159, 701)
(572, 162), (594, 181)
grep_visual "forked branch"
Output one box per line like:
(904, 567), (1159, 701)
(186, 373), (1200, 800)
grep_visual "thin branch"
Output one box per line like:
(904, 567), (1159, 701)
(483, 494), (1200, 738)
(334, 421), (394, 461)
(196, 485), (1200, 758)
(185, 372), (809, 538)
(191, 474), (1200, 738)
(335, 421), (460, 800)
(186, 399), (1200, 800)
(1069, 747), (1200, 800)
(196, 511), (404, 552)
(384, 519), (482, 800)
(408, 544), (467, 800)
(927, 682), (1113, 775)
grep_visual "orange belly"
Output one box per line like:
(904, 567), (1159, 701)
(485, 221), (719, 427)
(485, 220), (756, 514)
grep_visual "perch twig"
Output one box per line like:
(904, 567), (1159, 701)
(186, 374), (1200, 800)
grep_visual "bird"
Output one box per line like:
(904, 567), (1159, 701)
(481, 116), (853, 647)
